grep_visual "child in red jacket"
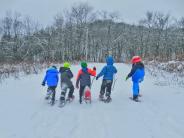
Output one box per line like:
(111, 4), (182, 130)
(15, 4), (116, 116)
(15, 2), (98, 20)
(76, 62), (96, 104)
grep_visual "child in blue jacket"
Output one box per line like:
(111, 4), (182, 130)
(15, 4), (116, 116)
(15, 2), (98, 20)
(125, 56), (145, 102)
(42, 65), (59, 105)
(96, 56), (117, 102)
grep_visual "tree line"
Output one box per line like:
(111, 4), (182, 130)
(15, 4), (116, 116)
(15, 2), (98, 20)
(0, 2), (184, 64)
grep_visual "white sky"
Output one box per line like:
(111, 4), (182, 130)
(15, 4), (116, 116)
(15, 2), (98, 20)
(0, 0), (183, 26)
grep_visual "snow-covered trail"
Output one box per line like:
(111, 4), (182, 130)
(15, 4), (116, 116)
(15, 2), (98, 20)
(0, 63), (184, 138)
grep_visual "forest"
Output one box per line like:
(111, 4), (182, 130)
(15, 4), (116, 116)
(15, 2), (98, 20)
(0, 2), (183, 64)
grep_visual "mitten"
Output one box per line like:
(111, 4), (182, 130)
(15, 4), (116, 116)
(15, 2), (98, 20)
(42, 82), (45, 86)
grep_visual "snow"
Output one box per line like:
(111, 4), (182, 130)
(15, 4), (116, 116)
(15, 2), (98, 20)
(0, 63), (184, 138)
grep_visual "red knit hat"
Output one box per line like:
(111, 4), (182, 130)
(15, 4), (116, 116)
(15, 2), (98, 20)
(131, 56), (142, 63)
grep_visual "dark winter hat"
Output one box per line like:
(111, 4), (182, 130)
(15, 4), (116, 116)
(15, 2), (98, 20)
(81, 61), (87, 68)
(52, 65), (57, 69)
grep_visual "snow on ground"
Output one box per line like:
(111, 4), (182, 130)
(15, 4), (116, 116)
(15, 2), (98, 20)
(0, 63), (184, 138)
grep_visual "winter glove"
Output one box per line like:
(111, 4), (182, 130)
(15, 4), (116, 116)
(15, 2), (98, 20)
(93, 66), (96, 71)
(42, 82), (45, 86)
(125, 76), (129, 81)
(96, 76), (99, 80)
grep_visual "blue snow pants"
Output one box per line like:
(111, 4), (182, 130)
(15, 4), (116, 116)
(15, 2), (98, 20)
(132, 81), (139, 96)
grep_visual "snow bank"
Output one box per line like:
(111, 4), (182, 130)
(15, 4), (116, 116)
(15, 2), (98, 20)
(145, 61), (184, 87)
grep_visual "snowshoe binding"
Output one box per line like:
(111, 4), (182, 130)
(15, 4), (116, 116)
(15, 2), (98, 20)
(104, 96), (112, 103)
(59, 100), (65, 108)
(45, 96), (50, 100)
(129, 97), (141, 102)
(50, 100), (55, 106)
(58, 97), (66, 108)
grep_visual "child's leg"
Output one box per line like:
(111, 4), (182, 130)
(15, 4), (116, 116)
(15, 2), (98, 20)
(45, 87), (52, 99)
(79, 86), (85, 103)
(133, 81), (139, 100)
(60, 83), (68, 101)
(50, 86), (56, 102)
(99, 80), (106, 97)
(105, 80), (113, 98)
(68, 85), (74, 98)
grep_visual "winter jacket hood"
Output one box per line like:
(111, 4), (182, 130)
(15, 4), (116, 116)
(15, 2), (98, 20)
(106, 56), (114, 65)
(97, 57), (117, 80)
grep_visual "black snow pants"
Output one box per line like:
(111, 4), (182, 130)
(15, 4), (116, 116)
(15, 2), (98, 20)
(60, 83), (74, 101)
(100, 80), (113, 97)
(47, 86), (57, 101)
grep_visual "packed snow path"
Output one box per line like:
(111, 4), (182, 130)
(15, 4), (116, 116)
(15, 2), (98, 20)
(0, 63), (184, 138)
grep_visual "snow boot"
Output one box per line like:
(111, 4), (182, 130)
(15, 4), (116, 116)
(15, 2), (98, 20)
(59, 96), (66, 107)
(104, 96), (112, 103)
(50, 99), (55, 106)
(45, 95), (50, 100)
(99, 94), (104, 101)
(132, 95), (140, 102)
(66, 95), (75, 103)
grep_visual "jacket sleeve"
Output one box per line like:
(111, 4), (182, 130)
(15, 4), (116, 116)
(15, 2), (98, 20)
(76, 70), (82, 87)
(97, 66), (106, 78)
(68, 70), (73, 79)
(59, 67), (62, 73)
(88, 68), (96, 76)
(127, 65), (136, 78)
(114, 66), (117, 74)
(42, 72), (48, 83)
(56, 71), (59, 83)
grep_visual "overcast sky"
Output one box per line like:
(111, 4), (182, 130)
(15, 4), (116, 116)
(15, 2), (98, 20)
(0, 0), (183, 26)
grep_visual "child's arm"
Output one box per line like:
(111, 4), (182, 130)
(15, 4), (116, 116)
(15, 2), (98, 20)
(76, 70), (82, 88)
(56, 71), (59, 85)
(127, 65), (136, 78)
(114, 66), (117, 74)
(68, 70), (74, 79)
(88, 68), (96, 77)
(96, 66), (106, 79)
(42, 72), (48, 86)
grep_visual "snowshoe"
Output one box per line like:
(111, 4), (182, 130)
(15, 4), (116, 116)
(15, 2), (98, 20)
(58, 100), (66, 108)
(84, 98), (91, 104)
(45, 97), (52, 104)
(50, 100), (55, 106)
(66, 95), (75, 103)
(104, 97), (112, 103)
(58, 97), (66, 108)
(45, 96), (50, 100)
(129, 97), (141, 102)
(79, 100), (83, 104)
